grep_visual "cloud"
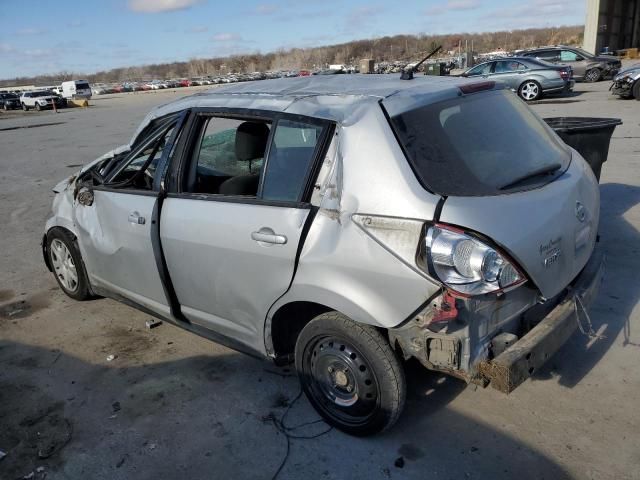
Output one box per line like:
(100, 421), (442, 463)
(186, 26), (209, 33)
(345, 5), (384, 30)
(426, 0), (481, 16)
(211, 33), (242, 42)
(478, 0), (583, 28)
(24, 49), (54, 58)
(0, 43), (15, 54)
(253, 4), (279, 15)
(16, 27), (49, 35)
(128, 0), (200, 13)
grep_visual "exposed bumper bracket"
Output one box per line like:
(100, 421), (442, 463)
(478, 245), (605, 393)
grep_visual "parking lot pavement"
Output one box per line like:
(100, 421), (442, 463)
(1, 80), (639, 480)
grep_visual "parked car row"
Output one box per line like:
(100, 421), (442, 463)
(19, 91), (67, 111)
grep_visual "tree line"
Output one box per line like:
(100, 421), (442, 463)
(1, 25), (583, 86)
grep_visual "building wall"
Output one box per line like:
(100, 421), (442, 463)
(584, 0), (640, 54)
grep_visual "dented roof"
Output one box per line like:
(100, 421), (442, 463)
(133, 74), (503, 144)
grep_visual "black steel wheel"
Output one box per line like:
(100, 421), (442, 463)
(295, 312), (405, 436)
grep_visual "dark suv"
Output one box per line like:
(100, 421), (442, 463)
(520, 46), (621, 82)
(0, 92), (21, 110)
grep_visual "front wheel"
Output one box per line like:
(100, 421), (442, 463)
(518, 80), (542, 101)
(22, 103), (28, 111)
(35, 103), (41, 111)
(47, 228), (92, 301)
(633, 81), (640, 100)
(585, 68), (601, 82)
(295, 312), (406, 436)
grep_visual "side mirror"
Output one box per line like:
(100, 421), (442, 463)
(77, 187), (94, 206)
(575, 56), (584, 61)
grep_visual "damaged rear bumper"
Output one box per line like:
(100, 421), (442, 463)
(478, 244), (605, 393)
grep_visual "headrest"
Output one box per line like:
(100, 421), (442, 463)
(235, 122), (270, 161)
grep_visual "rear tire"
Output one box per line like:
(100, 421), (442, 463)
(584, 68), (601, 82)
(518, 80), (541, 101)
(295, 312), (406, 436)
(47, 228), (92, 301)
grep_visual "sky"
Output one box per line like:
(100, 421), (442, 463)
(0, 0), (586, 79)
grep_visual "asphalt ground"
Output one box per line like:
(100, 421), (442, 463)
(1, 79), (639, 480)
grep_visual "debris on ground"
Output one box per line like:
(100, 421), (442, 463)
(0, 449), (6, 461)
(394, 456), (405, 468)
(112, 401), (121, 413)
(106, 354), (116, 362)
(145, 319), (162, 329)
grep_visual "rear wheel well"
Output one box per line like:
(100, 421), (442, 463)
(270, 301), (332, 361)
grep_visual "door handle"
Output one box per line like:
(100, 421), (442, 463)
(128, 211), (146, 225)
(251, 228), (287, 245)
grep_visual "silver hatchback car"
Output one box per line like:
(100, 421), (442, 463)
(43, 75), (604, 435)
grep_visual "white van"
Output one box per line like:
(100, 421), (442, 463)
(61, 80), (92, 100)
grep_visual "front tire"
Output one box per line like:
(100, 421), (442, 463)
(585, 68), (601, 82)
(22, 103), (28, 111)
(295, 312), (406, 436)
(47, 228), (92, 301)
(35, 103), (41, 111)
(633, 81), (640, 100)
(518, 80), (541, 101)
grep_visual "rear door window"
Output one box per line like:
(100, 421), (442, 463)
(388, 89), (571, 196)
(466, 63), (492, 76)
(262, 119), (324, 202)
(494, 61), (525, 73)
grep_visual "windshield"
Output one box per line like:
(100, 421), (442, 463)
(388, 89), (571, 196)
(572, 47), (594, 58)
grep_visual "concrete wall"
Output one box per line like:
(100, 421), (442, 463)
(584, 0), (640, 54)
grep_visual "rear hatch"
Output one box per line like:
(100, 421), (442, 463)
(384, 86), (599, 298)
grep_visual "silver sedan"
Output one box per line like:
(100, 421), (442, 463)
(462, 57), (574, 101)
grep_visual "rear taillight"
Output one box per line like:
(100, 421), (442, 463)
(418, 224), (526, 296)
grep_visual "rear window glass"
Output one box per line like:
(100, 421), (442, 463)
(389, 90), (570, 196)
(75, 82), (90, 89)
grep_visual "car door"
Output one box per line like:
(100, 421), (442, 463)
(74, 112), (186, 316)
(492, 60), (526, 89)
(160, 111), (332, 352)
(559, 49), (586, 78)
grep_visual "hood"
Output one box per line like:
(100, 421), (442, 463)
(438, 151), (599, 299)
(615, 64), (640, 79)
(79, 144), (130, 174)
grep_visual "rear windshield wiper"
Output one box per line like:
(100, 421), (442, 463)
(498, 162), (562, 191)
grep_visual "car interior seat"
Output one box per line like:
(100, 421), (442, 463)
(219, 122), (270, 196)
